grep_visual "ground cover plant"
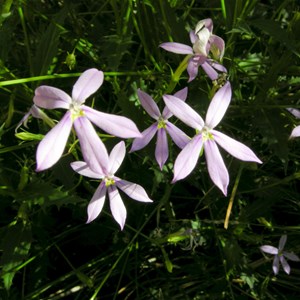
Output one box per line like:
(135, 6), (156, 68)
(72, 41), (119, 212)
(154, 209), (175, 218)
(1, 0), (300, 299)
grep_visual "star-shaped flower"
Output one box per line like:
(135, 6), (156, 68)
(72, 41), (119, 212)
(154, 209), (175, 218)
(160, 18), (226, 82)
(260, 235), (300, 275)
(130, 87), (190, 169)
(163, 81), (262, 195)
(71, 141), (153, 229)
(33, 68), (141, 171)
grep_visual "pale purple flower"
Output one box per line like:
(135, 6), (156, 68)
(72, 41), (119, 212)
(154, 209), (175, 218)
(130, 87), (190, 169)
(163, 81), (262, 195)
(260, 235), (300, 275)
(159, 18), (226, 82)
(71, 141), (153, 230)
(33, 68), (141, 171)
(287, 108), (300, 138)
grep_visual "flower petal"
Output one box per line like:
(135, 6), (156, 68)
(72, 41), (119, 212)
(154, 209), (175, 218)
(36, 111), (72, 171)
(209, 60), (227, 73)
(108, 185), (127, 230)
(278, 235), (287, 251)
(193, 28), (210, 56)
(165, 122), (190, 149)
(163, 94), (204, 130)
(34, 86), (72, 109)
(162, 87), (188, 119)
(172, 134), (203, 182)
(74, 116), (109, 174)
(137, 89), (160, 120)
(187, 57), (200, 82)
(283, 251), (300, 261)
(195, 18), (213, 34)
(273, 255), (280, 275)
(207, 59), (227, 73)
(204, 140), (229, 196)
(260, 245), (279, 255)
(83, 106), (141, 138)
(116, 178), (153, 202)
(209, 35), (225, 59)
(205, 81), (232, 128)
(70, 161), (103, 178)
(189, 30), (197, 44)
(200, 61), (219, 80)
(159, 42), (193, 55)
(155, 128), (168, 170)
(287, 108), (300, 119)
(109, 141), (126, 175)
(72, 68), (104, 104)
(212, 130), (262, 163)
(290, 125), (300, 138)
(86, 181), (106, 223)
(130, 124), (158, 152)
(280, 256), (291, 274)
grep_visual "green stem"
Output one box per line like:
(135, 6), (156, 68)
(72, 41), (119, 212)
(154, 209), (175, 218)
(0, 71), (155, 87)
(165, 55), (191, 94)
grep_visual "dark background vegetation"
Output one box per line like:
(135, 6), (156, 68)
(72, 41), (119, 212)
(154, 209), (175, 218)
(0, 0), (300, 299)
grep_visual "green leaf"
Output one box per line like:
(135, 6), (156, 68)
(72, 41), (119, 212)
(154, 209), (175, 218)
(250, 19), (300, 58)
(0, 222), (32, 290)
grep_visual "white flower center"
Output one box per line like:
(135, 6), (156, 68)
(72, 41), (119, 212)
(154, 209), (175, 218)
(70, 102), (84, 121)
(201, 126), (213, 142)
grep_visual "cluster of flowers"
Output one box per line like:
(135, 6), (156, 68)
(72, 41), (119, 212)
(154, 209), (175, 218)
(18, 18), (300, 275)
(19, 18), (263, 228)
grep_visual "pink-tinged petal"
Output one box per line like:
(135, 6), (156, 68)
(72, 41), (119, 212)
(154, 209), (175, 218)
(205, 81), (232, 128)
(287, 108), (300, 119)
(172, 134), (203, 182)
(280, 256), (291, 274)
(159, 42), (194, 55)
(213, 130), (262, 163)
(86, 181), (106, 223)
(204, 140), (229, 196)
(189, 30), (197, 44)
(108, 185), (126, 230)
(74, 117), (109, 174)
(283, 251), (300, 261)
(195, 18), (213, 34)
(165, 122), (190, 149)
(162, 87), (188, 119)
(209, 35), (225, 59)
(278, 235), (287, 251)
(260, 245), (279, 255)
(72, 69), (104, 104)
(109, 141), (126, 175)
(116, 178), (153, 202)
(36, 111), (72, 171)
(70, 161), (103, 179)
(290, 125), (300, 138)
(83, 106), (141, 138)
(273, 255), (280, 275)
(155, 128), (168, 170)
(130, 124), (157, 152)
(201, 61), (218, 80)
(174, 86), (188, 101)
(163, 94), (204, 130)
(187, 57), (200, 82)
(209, 60), (227, 73)
(34, 86), (72, 109)
(137, 89), (160, 120)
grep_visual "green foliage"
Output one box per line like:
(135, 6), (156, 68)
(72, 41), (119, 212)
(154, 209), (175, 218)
(0, 0), (300, 299)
